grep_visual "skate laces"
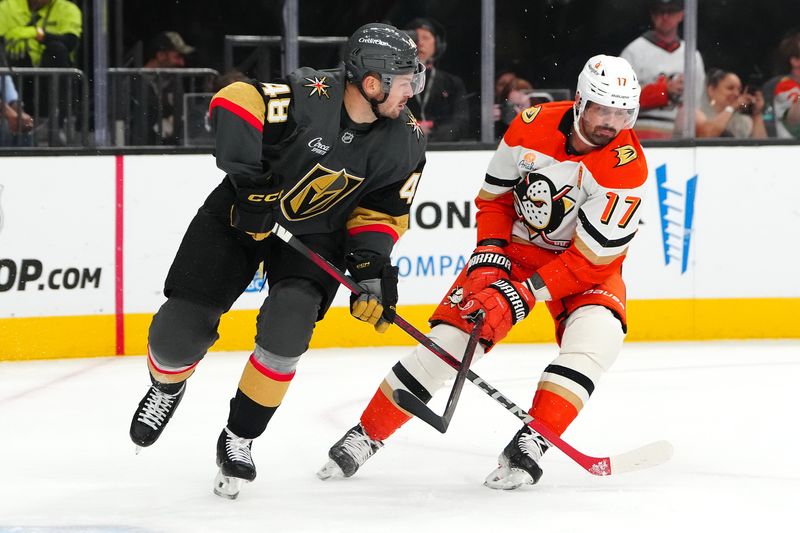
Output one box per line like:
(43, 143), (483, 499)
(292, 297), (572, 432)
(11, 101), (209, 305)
(136, 385), (182, 431)
(518, 430), (548, 462)
(341, 427), (382, 466)
(224, 428), (254, 465)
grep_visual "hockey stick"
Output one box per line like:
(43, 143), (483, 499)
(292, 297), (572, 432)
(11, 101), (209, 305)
(270, 223), (673, 476)
(392, 311), (484, 433)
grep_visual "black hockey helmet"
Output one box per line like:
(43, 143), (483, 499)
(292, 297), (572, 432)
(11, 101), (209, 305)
(345, 23), (426, 96)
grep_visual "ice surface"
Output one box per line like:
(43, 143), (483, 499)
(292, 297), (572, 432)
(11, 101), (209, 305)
(1, 340), (797, 532)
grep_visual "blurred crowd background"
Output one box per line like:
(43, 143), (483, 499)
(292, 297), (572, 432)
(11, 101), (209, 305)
(2, 0), (800, 148)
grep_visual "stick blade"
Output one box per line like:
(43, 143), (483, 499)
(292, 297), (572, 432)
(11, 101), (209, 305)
(392, 389), (448, 433)
(608, 440), (674, 475)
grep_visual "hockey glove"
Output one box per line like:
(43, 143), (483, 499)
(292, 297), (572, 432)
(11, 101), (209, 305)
(346, 252), (398, 333)
(230, 177), (283, 241)
(461, 278), (535, 345)
(462, 240), (512, 297)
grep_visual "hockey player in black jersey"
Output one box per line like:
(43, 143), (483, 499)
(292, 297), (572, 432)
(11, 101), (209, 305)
(128, 23), (427, 499)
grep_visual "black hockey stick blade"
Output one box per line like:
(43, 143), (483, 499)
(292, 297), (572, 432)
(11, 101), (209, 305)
(393, 311), (484, 433)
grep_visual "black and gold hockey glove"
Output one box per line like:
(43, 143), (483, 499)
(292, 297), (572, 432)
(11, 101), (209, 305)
(346, 251), (398, 333)
(230, 176), (283, 241)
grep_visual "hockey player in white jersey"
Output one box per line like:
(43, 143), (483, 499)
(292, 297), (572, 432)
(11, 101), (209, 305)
(318, 54), (649, 489)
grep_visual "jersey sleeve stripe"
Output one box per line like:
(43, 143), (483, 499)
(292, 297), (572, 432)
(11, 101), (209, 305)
(347, 207), (408, 243)
(573, 234), (626, 265)
(578, 209), (636, 248)
(347, 223), (400, 242)
(484, 173), (512, 187)
(209, 97), (264, 132)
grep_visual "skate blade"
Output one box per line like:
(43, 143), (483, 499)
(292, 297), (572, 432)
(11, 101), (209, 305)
(316, 460), (345, 480)
(134, 445), (142, 455)
(483, 462), (534, 491)
(213, 470), (248, 500)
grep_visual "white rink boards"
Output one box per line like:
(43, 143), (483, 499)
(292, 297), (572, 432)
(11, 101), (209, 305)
(2, 145), (800, 359)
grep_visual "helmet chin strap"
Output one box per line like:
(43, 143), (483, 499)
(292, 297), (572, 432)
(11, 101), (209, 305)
(358, 81), (390, 120)
(573, 114), (600, 148)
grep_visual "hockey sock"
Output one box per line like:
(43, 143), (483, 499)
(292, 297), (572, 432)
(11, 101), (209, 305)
(529, 388), (580, 436)
(360, 380), (414, 442)
(531, 305), (623, 435)
(228, 352), (296, 439)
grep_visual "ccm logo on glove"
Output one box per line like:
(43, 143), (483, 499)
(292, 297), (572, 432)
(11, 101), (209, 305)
(247, 192), (283, 202)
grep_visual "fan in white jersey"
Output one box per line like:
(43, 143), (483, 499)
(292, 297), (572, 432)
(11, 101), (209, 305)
(620, 0), (705, 139)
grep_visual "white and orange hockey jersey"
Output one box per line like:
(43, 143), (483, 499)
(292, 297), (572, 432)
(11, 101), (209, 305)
(476, 101), (648, 301)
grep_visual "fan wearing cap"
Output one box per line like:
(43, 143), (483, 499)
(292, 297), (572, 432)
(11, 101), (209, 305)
(620, 0), (705, 139)
(144, 31), (195, 68)
(317, 55), (650, 490)
(127, 23), (427, 499)
(128, 31), (197, 145)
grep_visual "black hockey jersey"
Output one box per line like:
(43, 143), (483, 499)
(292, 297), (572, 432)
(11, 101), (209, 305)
(209, 66), (427, 256)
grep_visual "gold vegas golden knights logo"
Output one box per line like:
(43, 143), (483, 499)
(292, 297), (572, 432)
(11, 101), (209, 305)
(613, 145), (638, 167)
(281, 163), (364, 220)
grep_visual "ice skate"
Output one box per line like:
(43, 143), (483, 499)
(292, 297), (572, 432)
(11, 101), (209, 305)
(129, 379), (186, 451)
(484, 425), (550, 490)
(316, 423), (383, 480)
(213, 427), (256, 500)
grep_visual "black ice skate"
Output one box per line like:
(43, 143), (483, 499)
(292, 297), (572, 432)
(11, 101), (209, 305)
(316, 423), (383, 480)
(484, 425), (550, 490)
(213, 427), (256, 500)
(129, 379), (185, 452)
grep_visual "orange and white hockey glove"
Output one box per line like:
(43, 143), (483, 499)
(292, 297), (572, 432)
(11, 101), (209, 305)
(462, 240), (512, 298)
(461, 278), (535, 346)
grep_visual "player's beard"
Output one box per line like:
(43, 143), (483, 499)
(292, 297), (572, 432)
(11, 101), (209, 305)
(377, 98), (406, 119)
(580, 117), (618, 147)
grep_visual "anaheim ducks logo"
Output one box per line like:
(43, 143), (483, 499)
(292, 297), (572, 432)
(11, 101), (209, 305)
(281, 163), (364, 221)
(613, 145), (638, 167)
(513, 172), (574, 248)
(445, 286), (464, 308)
(520, 106), (541, 124)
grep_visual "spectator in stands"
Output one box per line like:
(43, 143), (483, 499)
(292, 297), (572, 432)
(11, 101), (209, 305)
(0, 74), (33, 146)
(495, 77), (533, 137)
(620, 0), (705, 139)
(131, 31), (195, 145)
(0, 0), (81, 141)
(694, 68), (766, 139)
(772, 32), (800, 138)
(405, 17), (469, 141)
(0, 0), (82, 68)
(495, 70), (518, 99)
